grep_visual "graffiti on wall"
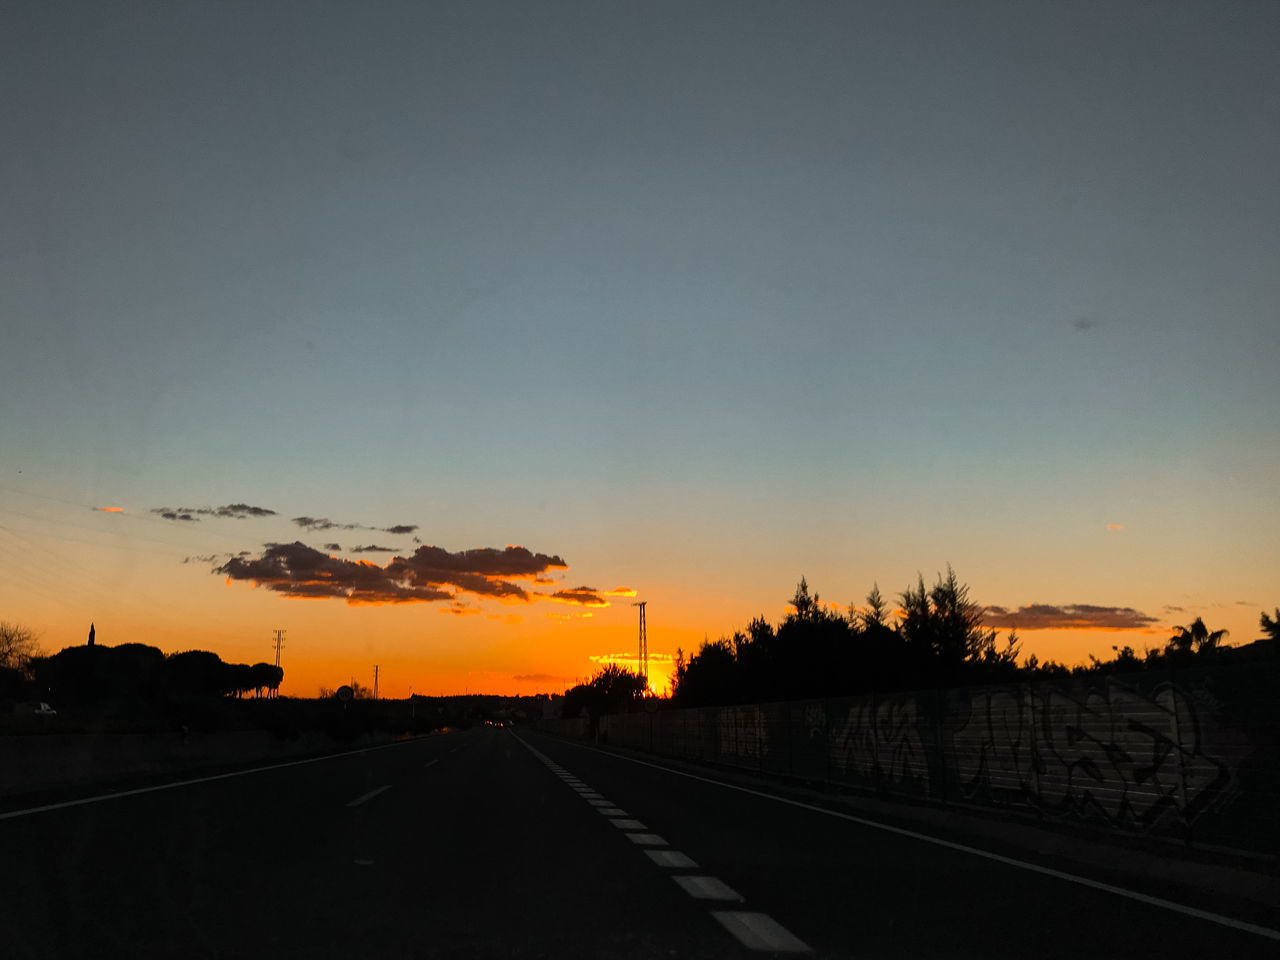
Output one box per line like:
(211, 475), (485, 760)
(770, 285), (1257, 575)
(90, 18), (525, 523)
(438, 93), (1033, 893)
(950, 679), (1234, 827)
(718, 705), (768, 760)
(830, 697), (931, 793)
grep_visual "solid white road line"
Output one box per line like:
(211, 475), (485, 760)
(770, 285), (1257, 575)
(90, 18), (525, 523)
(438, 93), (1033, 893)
(609, 818), (647, 830)
(557, 738), (1280, 943)
(626, 833), (667, 846)
(673, 875), (744, 902)
(0, 737), (437, 821)
(712, 911), (811, 953)
(587, 799), (613, 807)
(345, 785), (392, 807)
(424, 759), (441, 768)
(646, 849), (699, 868)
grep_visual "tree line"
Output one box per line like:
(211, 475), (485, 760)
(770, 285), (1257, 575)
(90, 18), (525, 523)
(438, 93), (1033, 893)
(0, 631), (283, 705)
(667, 569), (1279, 708)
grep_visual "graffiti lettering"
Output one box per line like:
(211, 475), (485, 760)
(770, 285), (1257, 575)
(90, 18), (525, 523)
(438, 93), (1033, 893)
(831, 698), (931, 793)
(951, 679), (1232, 827)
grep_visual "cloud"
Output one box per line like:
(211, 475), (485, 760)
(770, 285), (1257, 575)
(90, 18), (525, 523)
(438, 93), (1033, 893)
(1163, 605), (1185, 613)
(217, 541), (567, 605)
(1072, 317), (1102, 331)
(350, 544), (397, 553)
(603, 586), (638, 598)
(512, 673), (567, 684)
(93, 506), (123, 513)
(152, 504), (276, 521)
(292, 516), (359, 531)
(1105, 523), (1124, 531)
(291, 515), (419, 535)
(1235, 600), (1253, 606)
(548, 586), (611, 607)
(323, 542), (342, 551)
(182, 554), (222, 565)
(440, 603), (481, 616)
(212, 503), (277, 518)
(589, 652), (675, 664)
(983, 603), (1159, 631)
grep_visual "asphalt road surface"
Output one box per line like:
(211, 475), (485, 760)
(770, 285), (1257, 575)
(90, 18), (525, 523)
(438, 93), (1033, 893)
(1, 725), (1275, 959)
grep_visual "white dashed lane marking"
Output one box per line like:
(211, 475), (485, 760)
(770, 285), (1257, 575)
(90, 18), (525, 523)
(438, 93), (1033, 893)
(712, 912), (811, 953)
(673, 875), (744, 902)
(646, 850), (698, 868)
(517, 733), (812, 955)
(626, 833), (668, 846)
(345, 785), (391, 808)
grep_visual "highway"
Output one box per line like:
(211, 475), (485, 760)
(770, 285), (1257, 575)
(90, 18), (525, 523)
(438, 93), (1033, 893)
(1, 725), (1275, 958)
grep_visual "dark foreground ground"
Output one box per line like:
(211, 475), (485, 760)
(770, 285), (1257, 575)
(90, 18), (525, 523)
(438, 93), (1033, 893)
(1, 725), (1275, 959)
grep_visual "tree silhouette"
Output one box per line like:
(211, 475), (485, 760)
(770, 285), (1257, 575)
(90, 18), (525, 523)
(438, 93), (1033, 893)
(0, 621), (40, 673)
(1261, 609), (1280, 642)
(1166, 617), (1228, 654)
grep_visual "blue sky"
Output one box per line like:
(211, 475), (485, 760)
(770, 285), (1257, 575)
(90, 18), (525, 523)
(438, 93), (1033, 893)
(2, 1), (1277, 693)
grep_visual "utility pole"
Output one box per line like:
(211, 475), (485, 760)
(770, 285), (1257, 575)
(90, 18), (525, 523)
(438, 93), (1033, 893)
(632, 601), (648, 683)
(271, 629), (285, 699)
(373, 664), (380, 701)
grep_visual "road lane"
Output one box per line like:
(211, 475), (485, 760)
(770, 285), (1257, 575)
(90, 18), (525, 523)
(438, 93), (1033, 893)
(525, 730), (1279, 960)
(1, 726), (760, 958)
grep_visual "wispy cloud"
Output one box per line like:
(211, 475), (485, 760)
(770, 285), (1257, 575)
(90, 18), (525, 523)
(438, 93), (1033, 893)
(547, 586), (612, 607)
(512, 673), (567, 684)
(323, 542), (342, 551)
(1072, 317), (1102, 331)
(350, 544), (398, 553)
(93, 506), (123, 513)
(292, 516), (418, 535)
(983, 603), (1159, 631)
(153, 503), (277, 521)
(603, 586), (638, 598)
(589, 651), (676, 664)
(1105, 523), (1124, 531)
(217, 541), (567, 605)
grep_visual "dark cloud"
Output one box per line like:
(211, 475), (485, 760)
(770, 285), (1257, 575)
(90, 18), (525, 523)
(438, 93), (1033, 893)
(383, 524), (418, 535)
(217, 541), (567, 606)
(210, 503), (277, 518)
(512, 673), (567, 684)
(1163, 604), (1185, 613)
(983, 603), (1159, 631)
(182, 554), (220, 565)
(153, 504), (275, 521)
(323, 542), (342, 551)
(350, 544), (397, 553)
(154, 509), (198, 522)
(292, 516), (360, 531)
(548, 585), (610, 607)
(1071, 317), (1102, 331)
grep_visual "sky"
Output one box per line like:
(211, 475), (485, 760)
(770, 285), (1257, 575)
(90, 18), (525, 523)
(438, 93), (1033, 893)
(2, 1), (1277, 698)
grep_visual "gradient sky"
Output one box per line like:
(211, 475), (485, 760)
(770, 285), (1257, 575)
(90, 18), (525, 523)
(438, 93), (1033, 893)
(3, 1), (1277, 698)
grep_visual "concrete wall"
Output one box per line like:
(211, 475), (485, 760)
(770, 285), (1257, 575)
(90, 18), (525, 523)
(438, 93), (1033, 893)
(598, 662), (1279, 857)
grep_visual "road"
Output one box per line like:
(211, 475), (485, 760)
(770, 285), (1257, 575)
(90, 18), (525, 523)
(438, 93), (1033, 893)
(1, 725), (1275, 958)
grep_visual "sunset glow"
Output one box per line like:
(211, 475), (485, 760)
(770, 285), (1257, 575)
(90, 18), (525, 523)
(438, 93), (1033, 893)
(2, 1), (1276, 706)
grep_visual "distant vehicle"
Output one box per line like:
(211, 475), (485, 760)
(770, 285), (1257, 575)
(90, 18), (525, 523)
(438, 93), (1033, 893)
(16, 701), (56, 716)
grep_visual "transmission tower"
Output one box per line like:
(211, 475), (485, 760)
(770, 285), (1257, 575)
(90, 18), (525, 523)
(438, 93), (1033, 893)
(271, 629), (285, 698)
(632, 601), (647, 682)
